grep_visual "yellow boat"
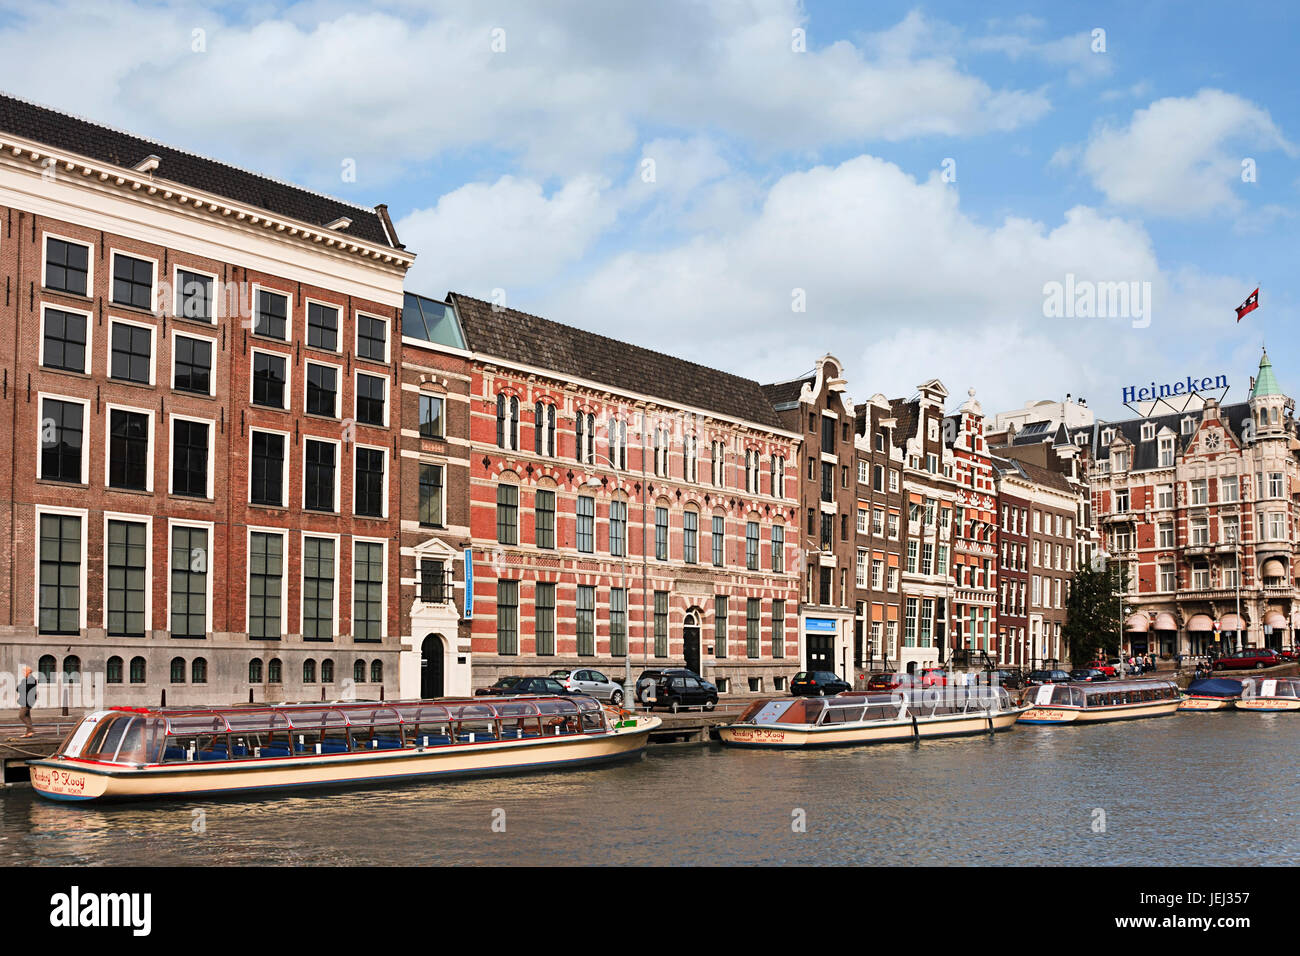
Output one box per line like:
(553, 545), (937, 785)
(1017, 679), (1181, 724)
(1235, 678), (1300, 712)
(28, 696), (659, 802)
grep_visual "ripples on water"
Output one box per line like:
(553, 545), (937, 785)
(3, 713), (1297, 866)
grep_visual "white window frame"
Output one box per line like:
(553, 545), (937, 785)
(351, 536), (389, 641)
(354, 310), (391, 364)
(249, 346), (293, 411)
(353, 443), (390, 519)
(303, 296), (343, 354)
(40, 301), (94, 374)
(246, 526), (289, 639)
(103, 401), (156, 493)
(33, 504), (89, 633)
(170, 327), (217, 397)
(167, 518), (215, 640)
(304, 358), (343, 419)
(171, 263), (219, 325)
(101, 511), (154, 635)
(37, 392), (91, 484)
(248, 426), (291, 507)
(249, 283), (294, 343)
(107, 314), (158, 387)
(302, 434), (342, 514)
(300, 530), (341, 642)
(166, 412), (216, 498)
(108, 248), (158, 312)
(354, 368), (391, 428)
(41, 232), (95, 297)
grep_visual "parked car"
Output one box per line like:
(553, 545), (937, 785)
(1069, 668), (1108, 683)
(549, 668), (625, 706)
(791, 671), (852, 696)
(865, 672), (906, 691)
(1027, 669), (1073, 684)
(635, 668), (700, 705)
(1089, 660), (1118, 678)
(1213, 647), (1286, 671)
(475, 676), (572, 697)
(919, 668), (951, 687)
(645, 673), (718, 712)
(1276, 647), (1299, 662)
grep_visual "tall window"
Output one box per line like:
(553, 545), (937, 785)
(112, 253), (153, 309)
(356, 314), (387, 361)
(170, 526), (208, 640)
(420, 394), (444, 439)
(252, 352), (287, 408)
(108, 409), (150, 491)
(106, 520), (147, 637)
(496, 580), (518, 654)
(45, 237), (89, 295)
(353, 542), (383, 641)
(746, 598), (761, 659)
(306, 363), (338, 417)
(535, 489), (556, 549)
(714, 596), (728, 658)
(575, 412), (595, 464)
(418, 463), (443, 526)
(654, 591), (668, 657)
(496, 395), (519, 450)
(655, 506), (668, 560)
(772, 455), (785, 498)
(419, 559), (446, 603)
(355, 373), (387, 426)
(771, 526), (784, 572)
(609, 500), (627, 557)
(535, 583), (556, 655)
(711, 441), (725, 486)
(38, 515), (80, 635)
(683, 510), (698, 564)
(746, 521), (759, 571)
(712, 515), (725, 566)
(255, 289), (288, 339)
(40, 398), (84, 482)
(304, 440), (336, 512)
(534, 402), (556, 456)
(248, 532), (284, 639)
(109, 322), (151, 383)
(173, 335), (212, 394)
(307, 302), (339, 351)
(772, 600), (785, 658)
(496, 484), (519, 544)
(172, 419), (209, 498)
(41, 308), (88, 372)
(611, 588), (627, 657)
(610, 418), (627, 469)
(684, 434), (698, 482)
(577, 496), (595, 553)
(175, 269), (214, 322)
(355, 448), (385, 517)
(576, 585), (595, 655)
(302, 537), (335, 641)
(250, 432), (286, 506)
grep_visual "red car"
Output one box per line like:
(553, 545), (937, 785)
(1212, 647), (1285, 671)
(1276, 647), (1300, 662)
(1089, 660), (1117, 678)
(864, 672), (906, 691)
(920, 668), (950, 687)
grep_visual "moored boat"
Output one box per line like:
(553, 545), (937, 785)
(1179, 677), (1249, 711)
(717, 686), (1023, 749)
(1234, 677), (1300, 712)
(1017, 679), (1181, 724)
(28, 696), (660, 802)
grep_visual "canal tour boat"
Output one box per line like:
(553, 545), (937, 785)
(28, 696), (660, 802)
(1017, 679), (1182, 725)
(1234, 678), (1300, 712)
(717, 686), (1024, 749)
(1179, 677), (1250, 711)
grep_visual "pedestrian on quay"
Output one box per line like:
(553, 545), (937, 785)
(17, 665), (36, 737)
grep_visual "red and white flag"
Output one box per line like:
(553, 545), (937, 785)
(1235, 288), (1259, 322)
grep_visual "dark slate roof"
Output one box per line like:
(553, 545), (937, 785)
(993, 455), (1077, 495)
(449, 293), (786, 430)
(1068, 402), (1252, 470)
(890, 399), (920, 448)
(760, 376), (813, 412)
(0, 91), (396, 248)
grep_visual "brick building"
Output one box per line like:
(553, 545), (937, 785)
(1074, 353), (1300, 658)
(0, 95), (412, 706)
(448, 293), (802, 696)
(945, 389), (999, 663)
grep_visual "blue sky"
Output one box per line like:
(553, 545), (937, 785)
(1, 0), (1295, 421)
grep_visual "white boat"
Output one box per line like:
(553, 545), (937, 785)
(28, 696), (660, 802)
(1235, 678), (1300, 712)
(1017, 679), (1181, 724)
(717, 686), (1023, 749)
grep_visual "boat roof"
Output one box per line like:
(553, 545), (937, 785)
(1077, 679), (1178, 692)
(1187, 678), (1245, 697)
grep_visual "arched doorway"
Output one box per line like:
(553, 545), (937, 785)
(683, 609), (702, 675)
(421, 634), (446, 699)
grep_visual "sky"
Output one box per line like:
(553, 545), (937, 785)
(1, 0), (1296, 423)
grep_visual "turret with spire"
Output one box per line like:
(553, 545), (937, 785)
(1248, 348), (1287, 441)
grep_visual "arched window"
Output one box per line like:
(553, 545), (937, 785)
(62, 656), (81, 684)
(303, 659), (317, 683)
(249, 657), (264, 684)
(130, 657), (146, 684)
(370, 659), (383, 683)
(106, 656), (123, 684)
(192, 658), (208, 684)
(38, 655), (56, 681)
(170, 657), (186, 683)
(268, 658), (282, 684)
(496, 394), (519, 450)
(321, 658), (335, 683)
(534, 401), (556, 456)
(354, 659), (366, 683)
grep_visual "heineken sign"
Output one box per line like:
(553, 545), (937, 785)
(1123, 374), (1228, 405)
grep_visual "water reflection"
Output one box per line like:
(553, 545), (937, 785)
(4, 716), (1298, 866)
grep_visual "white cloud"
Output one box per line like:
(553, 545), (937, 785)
(1070, 89), (1296, 218)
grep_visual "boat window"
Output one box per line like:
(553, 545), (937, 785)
(1050, 685), (1074, 706)
(167, 713), (233, 735)
(81, 714), (130, 761)
(57, 711), (112, 759)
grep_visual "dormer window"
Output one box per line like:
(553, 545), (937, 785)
(1141, 422), (1155, 441)
(1181, 417), (1195, 435)
(1112, 449), (1129, 472)
(1158, 436), (1174, 468)
(1101, 428), (1114, 446)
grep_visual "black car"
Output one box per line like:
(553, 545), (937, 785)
(475, 676), (572, 697)
(1027, 669), (1072, 684)
(1069, 667), (1108, 683)
(644, 673), (718, 713)
(790, 671), (852, 696)
(635, 668), (700, 705)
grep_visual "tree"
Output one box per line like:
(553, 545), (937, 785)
(1062, 559), (1130, 665)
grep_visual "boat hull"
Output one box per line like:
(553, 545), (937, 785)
(29, 716), (660, 802)
(1178, 696), (1236, 711)
(1235, 697), (1300, 712)
(1018, 698), (1181, 725)
(717, 709), (1021, 749)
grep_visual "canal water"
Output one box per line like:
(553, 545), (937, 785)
(3, 712), (1297, 866)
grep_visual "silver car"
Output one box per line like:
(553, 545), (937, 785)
(550, 668), (625, 706)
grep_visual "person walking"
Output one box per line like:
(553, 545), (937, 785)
(17, 665), (37, 737)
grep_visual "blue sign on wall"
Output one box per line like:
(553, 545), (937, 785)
(464, 549), (474, 620)
(805, 618), (837, 634)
